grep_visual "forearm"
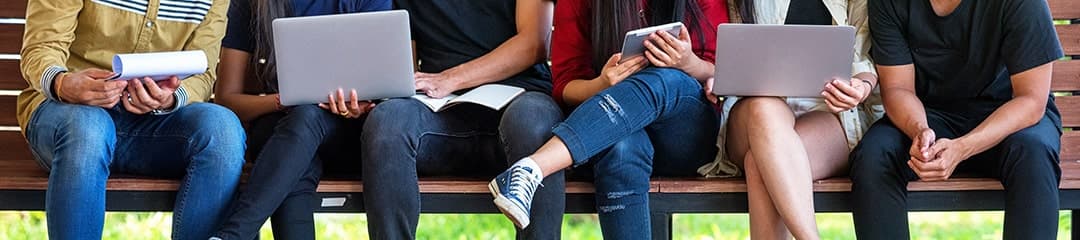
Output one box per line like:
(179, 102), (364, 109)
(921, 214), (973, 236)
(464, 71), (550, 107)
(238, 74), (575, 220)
(883, 88), (929, 138)
(682, 57), (714, 83)
(561, 78), (609, 107)
(959, 96), (1046, 154)
(444, 34), (547, 89)
(216, 93), (279, 123)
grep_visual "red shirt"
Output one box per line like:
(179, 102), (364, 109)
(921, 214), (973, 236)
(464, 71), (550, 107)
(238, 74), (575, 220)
(550, 0), (729, 107)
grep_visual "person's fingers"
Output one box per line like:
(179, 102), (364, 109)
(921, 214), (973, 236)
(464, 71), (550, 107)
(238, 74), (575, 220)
(318, 103), (330, 110)
(677, 26), (691, 41)
(645, 51), (665, 67)
(121, 92), (149, 114)
(132, 78), (160, 108)
(831, 80), (864, 101)
(336, 88), (348, 113)
(327, 94), (339, 113)
(822, 91), (853, 110)
(825, 83), (857, 107)
(102, 80), (129, 92)
(920, 130), (936, 159)
(644, 39), (673, 64)
(84, 68), (116, 79)
(159, 76), (181, 90)
(656, 31), (682, 58)
(606, 53), (622, 66)
(142, 78), (169, 101)
(348, 90), (362, 117)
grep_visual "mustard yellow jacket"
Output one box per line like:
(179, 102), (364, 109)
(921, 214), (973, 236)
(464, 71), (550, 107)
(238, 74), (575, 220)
(17, 0), (228, 133)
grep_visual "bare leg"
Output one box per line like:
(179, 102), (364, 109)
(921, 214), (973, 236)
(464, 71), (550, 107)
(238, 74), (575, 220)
(744, 152), (792, 240)
(529, 136), (574, 178)
(729, 97), (852, 240)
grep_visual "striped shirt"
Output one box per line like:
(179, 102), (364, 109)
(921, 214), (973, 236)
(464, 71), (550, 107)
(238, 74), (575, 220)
(17, 0), (229, 133)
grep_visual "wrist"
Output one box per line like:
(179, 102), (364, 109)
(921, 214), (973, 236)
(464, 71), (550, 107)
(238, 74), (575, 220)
(53, 72), (69, 102)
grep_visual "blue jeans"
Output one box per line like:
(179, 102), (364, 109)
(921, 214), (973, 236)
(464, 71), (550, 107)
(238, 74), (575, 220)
(554, 68), (718, 239)
(361, 92), (565, 240)
(214, 105), (364, 240)
(24, 100), (246, 240)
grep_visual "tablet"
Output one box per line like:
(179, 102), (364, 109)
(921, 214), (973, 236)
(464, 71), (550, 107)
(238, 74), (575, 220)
(619, 22), (684, 62)
(712, 24), (855, 97)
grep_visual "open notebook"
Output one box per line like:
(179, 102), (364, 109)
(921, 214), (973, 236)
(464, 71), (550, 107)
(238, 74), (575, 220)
(412, 84), (526, 112)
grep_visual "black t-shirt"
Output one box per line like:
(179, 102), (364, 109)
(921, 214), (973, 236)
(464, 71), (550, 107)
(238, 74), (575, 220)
(786, 0), (833, 25)
(869, 0), (1063, 122)
(393, 0), (553, 94)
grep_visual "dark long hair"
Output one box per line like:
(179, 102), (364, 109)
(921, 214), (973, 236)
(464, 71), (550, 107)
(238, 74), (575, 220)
(250, 0), (292, 93)
(588, 0), (706, 71)
(588, 0), (756, 71)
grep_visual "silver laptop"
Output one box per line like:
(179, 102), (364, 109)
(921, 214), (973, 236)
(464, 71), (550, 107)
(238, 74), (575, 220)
(712, 24), (855, 97)
(273, 10), (415, 106)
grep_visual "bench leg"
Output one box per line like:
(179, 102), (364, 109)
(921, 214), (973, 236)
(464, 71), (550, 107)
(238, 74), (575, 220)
(1073, 210), (1079, 240)
(651, 211), (672, 240)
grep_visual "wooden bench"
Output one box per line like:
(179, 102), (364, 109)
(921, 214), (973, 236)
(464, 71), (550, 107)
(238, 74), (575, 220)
(0, 0), (1077, 239)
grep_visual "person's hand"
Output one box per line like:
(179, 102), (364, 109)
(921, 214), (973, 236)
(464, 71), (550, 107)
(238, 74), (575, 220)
(703, 77), (718, 104)
(122, 76), (180, 114)
(415, 71), (461, 98)
(56, 68), (129, 108)
(822, 78), (872, 113)
(644, 29), (699, 72)
(907, 138), (972, 181)
(909, 128), (936, 162)
(598, 53), (648, 87)
(319, 88), (375, 119)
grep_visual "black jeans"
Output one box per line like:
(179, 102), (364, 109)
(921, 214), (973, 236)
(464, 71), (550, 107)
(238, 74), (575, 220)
(361, 92), (566, 240)
(849, 108), (1061, 240)
(214, 105), (364, 240)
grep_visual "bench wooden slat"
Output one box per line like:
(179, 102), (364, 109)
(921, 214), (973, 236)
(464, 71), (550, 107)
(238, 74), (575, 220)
(655, 177), (1009, 193)
(1059, 96), (1080, 128)
(0, 59), (24, 90)
(1054, 60), (1080, 92)
(1064, 131), (1080, 162)
(0, 131), (29, 161)
(0, 96), (16, 126)
(1062, 24), (1080, 56)
(0, 0), (26, 19)
(1049, 0), (1080, 20)
(0, 24), (20, 54)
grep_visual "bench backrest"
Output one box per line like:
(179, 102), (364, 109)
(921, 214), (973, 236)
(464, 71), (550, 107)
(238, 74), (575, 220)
(0, 0), (1076, 164)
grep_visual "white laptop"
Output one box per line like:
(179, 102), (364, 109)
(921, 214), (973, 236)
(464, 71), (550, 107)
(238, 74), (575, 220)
(711, 24), (855, 97)
(273, 10), (415, 106)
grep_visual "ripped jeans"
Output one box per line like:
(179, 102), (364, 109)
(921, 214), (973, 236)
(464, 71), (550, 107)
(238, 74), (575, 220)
(552, 68), (718, 239)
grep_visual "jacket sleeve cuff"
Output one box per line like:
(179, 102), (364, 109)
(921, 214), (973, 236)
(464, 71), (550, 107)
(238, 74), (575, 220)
(151, 86), (189, 115)
(41, 65), (67, 101)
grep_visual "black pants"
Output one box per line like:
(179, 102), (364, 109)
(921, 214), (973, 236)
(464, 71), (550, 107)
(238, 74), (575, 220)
(849, 108), (1061, 240)
(214, 105), (364, 240)
(361, 92), (566, 240)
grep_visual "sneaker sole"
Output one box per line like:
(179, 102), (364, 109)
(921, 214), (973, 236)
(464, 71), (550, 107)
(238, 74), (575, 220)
(489, 179), (531, 229)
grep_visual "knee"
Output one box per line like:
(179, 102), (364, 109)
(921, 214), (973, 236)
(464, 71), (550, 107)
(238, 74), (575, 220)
(592, 135), (654, 178)
(733, 97), (788, 123)
(182, 103), (245, 145)
(278, 104), (337, 134)
(48, 104), (115, 138)
(999, 130), (1061, 181)
(849, 126), (908, 184)
(361, 99), (422, 147)
(500, 92), (563, 138)
(631, 67), (699, 91)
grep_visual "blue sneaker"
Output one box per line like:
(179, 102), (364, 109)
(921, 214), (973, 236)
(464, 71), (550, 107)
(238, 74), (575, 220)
(489, 165), (543, 229)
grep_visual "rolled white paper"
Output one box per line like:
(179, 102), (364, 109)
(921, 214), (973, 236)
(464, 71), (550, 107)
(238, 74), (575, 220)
(110, 50), (208, 81)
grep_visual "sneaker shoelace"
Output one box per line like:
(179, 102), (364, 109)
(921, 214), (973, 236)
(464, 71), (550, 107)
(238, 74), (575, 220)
(507, 166), (544, 204)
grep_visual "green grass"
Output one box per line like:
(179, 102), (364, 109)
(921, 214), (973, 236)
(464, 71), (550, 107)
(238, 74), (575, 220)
(1, 211), (1073, 239)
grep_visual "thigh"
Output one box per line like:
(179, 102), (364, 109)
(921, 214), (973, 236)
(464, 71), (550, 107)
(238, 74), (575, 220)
(24, 101), (117, 170)
(965, 114), (1061, 178)
(111, 103), (244, 177)
(412, 103), (506, 176)
(647, 95), (719, 177)
(794, 111), (850, 179)
(723, 97), (791, 169)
